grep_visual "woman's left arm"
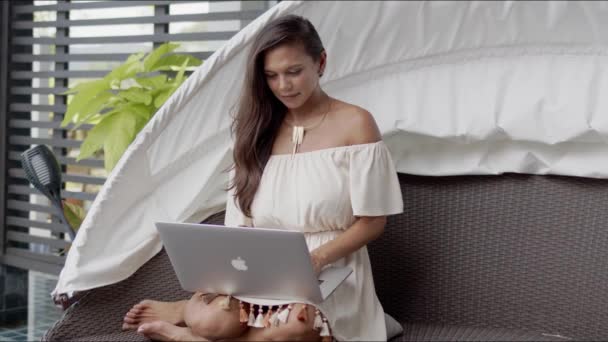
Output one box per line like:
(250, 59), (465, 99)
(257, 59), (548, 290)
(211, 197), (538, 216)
(309, 106), (389, 273)
(310, 216), (386, 274)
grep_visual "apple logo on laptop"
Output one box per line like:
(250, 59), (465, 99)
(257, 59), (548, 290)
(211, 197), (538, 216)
(231, 257), (248, 271)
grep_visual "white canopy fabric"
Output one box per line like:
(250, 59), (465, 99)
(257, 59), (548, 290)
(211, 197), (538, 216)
(54, 0), (608, 296)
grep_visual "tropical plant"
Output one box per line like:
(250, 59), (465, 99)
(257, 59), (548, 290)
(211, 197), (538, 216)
(61, 43), (202, 171)
(56, 200), (86, 254)
(63, 201), (87, 231)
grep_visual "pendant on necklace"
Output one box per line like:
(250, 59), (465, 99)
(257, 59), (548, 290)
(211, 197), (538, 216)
(291, 126), (305, 159)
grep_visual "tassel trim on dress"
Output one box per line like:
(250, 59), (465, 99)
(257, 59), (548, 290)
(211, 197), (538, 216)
(239, 301), (249, 324)
(237, 301), (333, 340)
(263, 307), (273, 328)
(297, 304), (308, 322)
(269, 307), (280, 326)
(277, 304), (292, 324)
(253, 307), (265, 328)
(247, 304), (256, 327)
(313, 309), (324, 330)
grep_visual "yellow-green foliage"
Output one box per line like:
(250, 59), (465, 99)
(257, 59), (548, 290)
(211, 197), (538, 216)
(62, 43), (202, 171)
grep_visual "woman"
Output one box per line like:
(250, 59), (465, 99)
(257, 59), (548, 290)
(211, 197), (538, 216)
(122, 14), (403, 341)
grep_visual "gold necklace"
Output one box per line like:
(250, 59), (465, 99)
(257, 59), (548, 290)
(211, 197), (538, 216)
(284, 100), (331, 159)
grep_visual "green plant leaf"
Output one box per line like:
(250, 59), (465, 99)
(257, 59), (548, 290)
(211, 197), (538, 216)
(149, 83), (172, 97)
(103, 112), (139, 171)
(61, 80), (110, 126)
(134, 113), (150, 134)
(151, 58), (188, 109)
(107, 93), (124, 105)
(77, 113), (116, 161)
(77, 110), (139, 171)
(153, 87), (176, 109)
(151, 54), (202, 71)
(82, 112), (106, 125)
(174, 58), (189, 84)
(69, 91), (114, 129)
(65, 43), (203, 173)
(120, 103), (155, 121)
(63, 201), (86, 230)
(143, 43), (180, 71)
(118, 87), (153, 105)
(104, 52), (144, 83)
(152, 59), (187, 109)
(135, 74), (168, 89)
(61, 78), (107, 95)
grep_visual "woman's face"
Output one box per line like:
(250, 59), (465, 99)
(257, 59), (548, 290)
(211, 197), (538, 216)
(263, 43), (325, 109)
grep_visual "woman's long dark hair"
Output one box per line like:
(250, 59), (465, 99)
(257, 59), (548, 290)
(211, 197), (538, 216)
(230, 14), (325, 217)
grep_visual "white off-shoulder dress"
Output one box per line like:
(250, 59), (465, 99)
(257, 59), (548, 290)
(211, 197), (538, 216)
(224, 141), (404, 341)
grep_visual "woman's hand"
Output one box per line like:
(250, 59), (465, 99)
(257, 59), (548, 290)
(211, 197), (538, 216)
(308, 216), (387, 275)
(310, 250), (325, 276)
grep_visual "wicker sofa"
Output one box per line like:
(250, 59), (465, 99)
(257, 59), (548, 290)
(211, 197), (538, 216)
(43, 173), (608, 341)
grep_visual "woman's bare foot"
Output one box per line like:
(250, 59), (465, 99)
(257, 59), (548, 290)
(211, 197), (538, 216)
(122, 299), (187, 331)
(137, 321), (208, 341)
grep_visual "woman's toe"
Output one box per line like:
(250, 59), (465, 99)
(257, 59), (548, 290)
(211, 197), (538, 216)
(138, 322), (165, 334)
(137, 321), (185, 342)
(123, 316), (138, 324)
(137, 300), (153, 308)
(129, 307), (142, 314)
(122, 322), (138, 331)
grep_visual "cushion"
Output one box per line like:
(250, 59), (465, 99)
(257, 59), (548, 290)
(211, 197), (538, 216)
(385, 313), (404, 339)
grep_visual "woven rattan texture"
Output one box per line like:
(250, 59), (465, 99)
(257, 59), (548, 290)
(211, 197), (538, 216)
(43, 174), (608, 341)
(397, 323), (565, 341)
(369, 173), (608, 340)
(42, 212), (226, 342)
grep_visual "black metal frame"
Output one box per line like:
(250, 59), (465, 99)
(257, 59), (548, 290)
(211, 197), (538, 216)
(51, 0), (69, 242)
(0, 0), (271, 274)
(2, 0), (63, 275)
(0, 1), (30, 324)
(154, 4), (169, 49)
(0, 0), (11, 258)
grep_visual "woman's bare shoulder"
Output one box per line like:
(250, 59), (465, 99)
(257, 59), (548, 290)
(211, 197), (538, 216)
(331, 99), (381, 145)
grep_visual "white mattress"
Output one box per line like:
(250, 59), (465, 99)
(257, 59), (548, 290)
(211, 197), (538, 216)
(54, 0), (608, 296)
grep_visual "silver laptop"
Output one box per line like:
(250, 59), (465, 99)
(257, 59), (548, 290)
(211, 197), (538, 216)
(155, 222), (352, 304)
